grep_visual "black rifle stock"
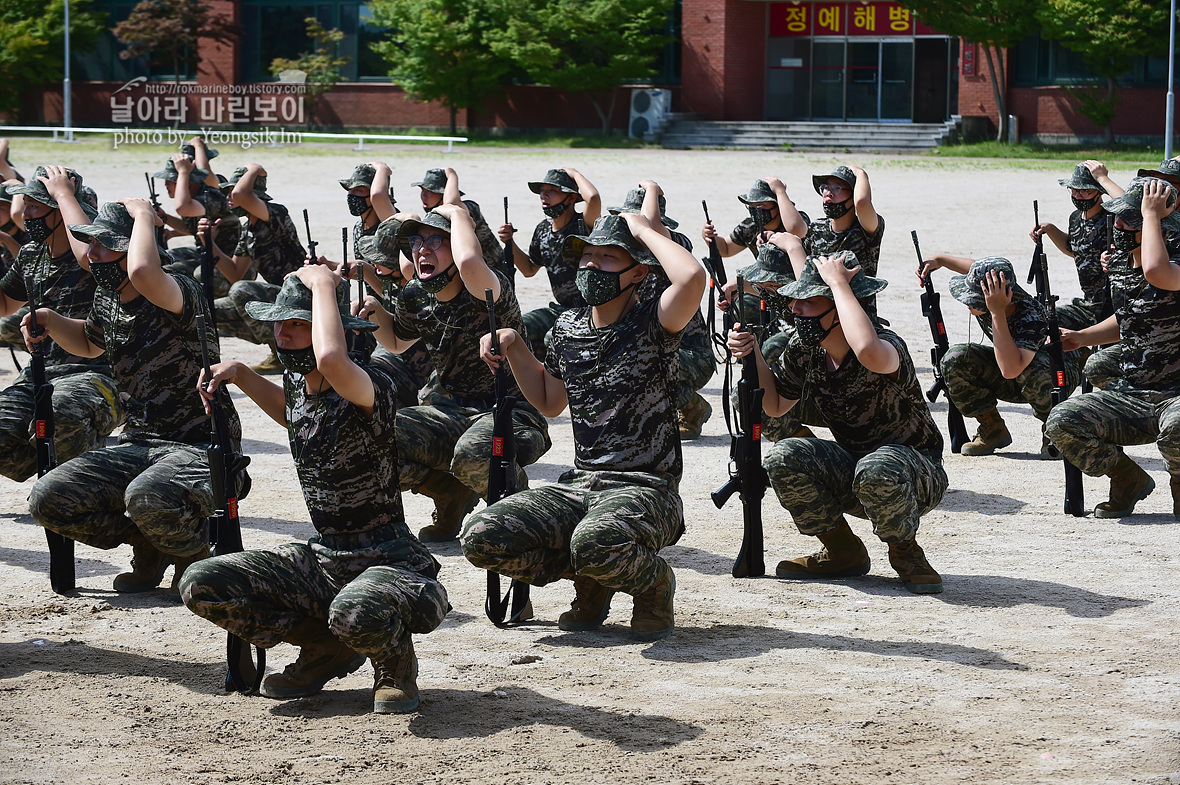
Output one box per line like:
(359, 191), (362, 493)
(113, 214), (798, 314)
(29, 301), (75, 594)
(1027, 203), (1086, 517)
(196, 313), (264, 692)
(711, 275), (767, 578)
(912, 231), (969, 453)
(482, 288), (531, 626)
(303, 209), (317, 263)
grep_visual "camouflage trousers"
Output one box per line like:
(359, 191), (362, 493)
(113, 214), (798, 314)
(1046, 388), (1180, 478)
(522, 302), (570, 364)
(164, 246), (236, 299)
(726, 328), (825, 441)
(369, 346), (431, 409)
(941, 343), (1081, 421)
(215, 280), (279, 346)
(29, 436), (227, 557)
(0, 366), (124, 482)
(396, 391), (551, 500)
(1056, 297), (1099, 332)
(0, 305), (27, 352)
(180, 538), (447, 659)
(765, 438), (947, 543)
(1083, 344), (1122, 391)
(461, 469), (684, 594)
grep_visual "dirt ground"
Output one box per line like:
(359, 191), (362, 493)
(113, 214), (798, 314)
(1, 140), (1178, 785)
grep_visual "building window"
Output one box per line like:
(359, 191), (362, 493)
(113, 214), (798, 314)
(241, 1), (390, 82)
(1011, 33), (1177, 88)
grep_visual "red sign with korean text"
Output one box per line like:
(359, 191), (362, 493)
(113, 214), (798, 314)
(769, 3), (811, 37)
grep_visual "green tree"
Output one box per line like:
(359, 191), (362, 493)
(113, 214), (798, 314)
(900, 1), (1039, 142)
(1037, 0), (1171, 145)
(114, 0), (238, 92)
(487, 0), (674, 134)
(369, 0), (513, 135)
(0, 0), (105, 120)
(270, 18), (351, 129)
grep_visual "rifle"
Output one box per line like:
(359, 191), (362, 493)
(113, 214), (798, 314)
(482, 287), (531, 626)
(711, 275), (767, 578)
(303, 208), (317, 264)
(145, 172), (165, 247)
(502, 196), (516, 287)
(912, 231), (969, 453)
(1027, 202), (1086, 517)
(201, 225), (217, 329)
(195, 313), (265, 692)
(701, 201), (730, 363)
(29, 299), (75, 594)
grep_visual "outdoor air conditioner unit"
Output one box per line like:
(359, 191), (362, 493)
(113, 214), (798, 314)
(629, 88), (671, 139)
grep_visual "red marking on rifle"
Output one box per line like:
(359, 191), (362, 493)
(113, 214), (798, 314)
(492, 437), (504, 457)
(35, 420), (47, 439)
(752, 424), (762, 441)
(1056, 371), (1066, 386)
(228, 497), (237, 518)
(938, 323), (946, 337)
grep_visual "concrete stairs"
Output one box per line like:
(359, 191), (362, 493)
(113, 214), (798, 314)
(658, 118), (960, 151)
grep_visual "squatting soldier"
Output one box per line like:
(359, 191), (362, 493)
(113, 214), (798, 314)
(211, 164), (306, 372)
(728, 254), (946, 594)
(0, 167), (123, 481)
(462, 212), (708, 640)
(701, 176), (808, 259)
(918, 254), (1081, 457)
(0, 182), (31, 354)
(803, 165), (884, 277)
(609, 182), (715, 439)
(1048, 177), (1180, 520)
(499, 167), (601, 362)
(183, 269), (447, 714)
(362, 202), (551, 542)
(26, 199), (247, 594)
(155, 153), (241, 299)
(413, 167), (513, 286)
(341, 160), (397, 256)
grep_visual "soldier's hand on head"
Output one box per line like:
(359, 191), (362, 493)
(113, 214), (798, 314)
(1083, 160), (1109, 180)
(638, 179), (662, 196)
(119, 197), (163, 227)
(290, 260), (340, 290)
(726, 324), (756, 358)
(479, 328), (518, 372)
(172, 153), (193, 173)
(815, 253), (858, 289)
(432, 202), (469, 220)
(981, 269), (1013, 314)
(765, 176), (786, 194)
(368, 160), (391, 175)
(1142, 179), (1177, 218)
(41, 165), (76, 200)
(618, 210), (653, 238)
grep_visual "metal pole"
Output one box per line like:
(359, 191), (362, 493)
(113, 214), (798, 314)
(1167, 0), (1176, 159)
(63, 0), (73, 142)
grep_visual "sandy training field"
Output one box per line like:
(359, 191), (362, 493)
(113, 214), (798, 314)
(1, 141), (1177, 785)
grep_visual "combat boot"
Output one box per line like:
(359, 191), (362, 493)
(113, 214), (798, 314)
(960, 409), (1013, 456)
(113, 533), (172, 593)
(630, 560), (675, 642)
(887, 538), (943, 594)
(373, 639), (419, 714)
(1171, 477), (1180, 522)
(776, 520), (871, 580)
(677, 393), (712, 440)
(415, 469), (480, 543)
(1095, 454), (1155, 518)
(260, 618), (366, 699)
(250, 343), (284, 374)
(1039, 421), (1057, 459)
(169, 548), (210, 597)
(557, 575), (614, 631)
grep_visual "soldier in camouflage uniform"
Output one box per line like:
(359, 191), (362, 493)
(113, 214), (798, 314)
(499, 168), (601, 362)
(0, 183), (31, 354)
(26, 199), (247, 594)
(802, 165), (884, 276)
(463, 212), (708, 640)
(918, 254), (1081, 457)
(413, 167), (514, 287)
(211, 164), (307, 372)
(609, 182), (716, 438)
(729, 254), (946, 594)
(0, 167), (123, 482)
(341, 161), (397, 257)
(1048, 177), (1180, 520)
(363, 204), (551, 542)
(701, 177), (808, 261)
(182, 269), (446, 714)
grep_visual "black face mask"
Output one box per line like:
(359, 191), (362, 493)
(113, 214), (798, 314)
(347, 194), (370, 216)
(24, 211), (57, 243)
(822, 200), (852, 220)
(747, 206), (776, 227)
(543, 200), (570, 219)
(276, 345), (317, 375)
(1112, 227), (1141, 253)
(575, 262), (639, 306)
(1072, 195), (1101, 212)
(795, 306), (838, 350)
(90, 257), (130, 292)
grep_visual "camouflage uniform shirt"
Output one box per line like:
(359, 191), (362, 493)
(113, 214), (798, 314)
(803, 215), (886, 275)
(84, 273), (242, 448)
(772, 328), (943, 460)
(1108, 254), (1180, 399)
(529, 214), (590, 307)
(546, 297), (684, 478)
(182, 186), (241, 258)
(972, 296), (1049, 353)
(1067, 210), (1110, 306)
(390, 271), (525, 405)
(234, 202), (306, 284)
(730, 211), (812, 258)
(1, 243), (106, 370)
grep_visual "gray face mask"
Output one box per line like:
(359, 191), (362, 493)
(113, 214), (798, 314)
(276, 345), (317, 375)
(576, 262), (639, 306)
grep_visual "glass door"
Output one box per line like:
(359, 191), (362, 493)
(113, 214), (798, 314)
(880, 41), (914, 120)
(846, 41), (879, 120)
(811, 41), (845, 120)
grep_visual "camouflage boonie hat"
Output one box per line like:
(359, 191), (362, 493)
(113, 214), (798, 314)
(607, 188), (679, 229)
(776, 252), (886, 302)
(737, 179), (776, 206)
(949, 256), (1032, 312)
(395, 210), (452, 257)
(1102, 176), (1180, 232)
(528, 169), (583, 202)
(179, 142), (219, 160)
(219, 167), (273, 201)
(0, 183), (14, 204)
(68, 202), (134, 252)
(8, 166), (96, 214)
(356, 217), (404, 268)
(738, 242), (795, 287)
(1058, 163), (1106, 193)
(411, 167), (464, 196)
(153, 158), (210, 184)
(245, 275), (377, 332)
(1136, 159), (1180, 187)
(811, 165), (857, 195)
(339, 163), (377, 191)
(562, 214), (658, 268)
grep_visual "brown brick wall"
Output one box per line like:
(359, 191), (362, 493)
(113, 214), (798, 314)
(682, 0), (765, 120)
